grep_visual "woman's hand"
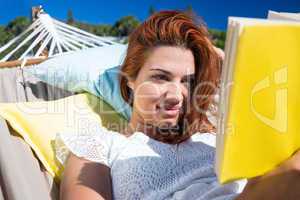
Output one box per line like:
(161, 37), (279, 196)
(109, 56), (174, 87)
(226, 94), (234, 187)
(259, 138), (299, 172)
(236, 149), (300, 200)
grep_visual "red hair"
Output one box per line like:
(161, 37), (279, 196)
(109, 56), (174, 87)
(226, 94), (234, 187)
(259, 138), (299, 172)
(119, 10), (221, 144)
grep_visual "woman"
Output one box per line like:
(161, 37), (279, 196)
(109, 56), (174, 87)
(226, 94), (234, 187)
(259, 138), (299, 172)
(57, 10), (300, 200)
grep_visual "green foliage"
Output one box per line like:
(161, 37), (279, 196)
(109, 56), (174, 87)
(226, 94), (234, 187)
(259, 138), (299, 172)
(0, 14), (226, 50)
(149, 5), (155, 16)
(0, 26), (13, 46)
(70, 15), (141, 38)
(5, 16), (30, 36)
(209, 29), (226, 49)
(111, 16), (140, 37)
(94, 24), (113, 36)
(0, 16), (31, 57)
(185, 4), (193, 15)
(67, 9), (75, 24)
(73, 22), (113, 37)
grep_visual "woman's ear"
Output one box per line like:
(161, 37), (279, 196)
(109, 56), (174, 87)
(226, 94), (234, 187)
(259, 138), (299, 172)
(127, 80), (135, 90)
(127, 79), (135, 106)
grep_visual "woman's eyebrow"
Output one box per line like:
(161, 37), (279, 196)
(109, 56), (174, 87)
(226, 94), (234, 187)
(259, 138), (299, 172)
(150, 68), (172, 75)
(150, 68), (194, 79)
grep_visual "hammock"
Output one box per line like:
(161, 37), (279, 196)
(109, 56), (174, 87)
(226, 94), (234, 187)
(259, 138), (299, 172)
(0, 7), (119, 200)
(0, 7), (117, 68)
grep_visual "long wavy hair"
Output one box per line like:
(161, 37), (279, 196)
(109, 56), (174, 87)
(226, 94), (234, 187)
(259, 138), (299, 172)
(119, 10), (222, 144)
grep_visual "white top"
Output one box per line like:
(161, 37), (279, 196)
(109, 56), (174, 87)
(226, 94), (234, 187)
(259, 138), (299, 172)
(55, 124), (242, 200)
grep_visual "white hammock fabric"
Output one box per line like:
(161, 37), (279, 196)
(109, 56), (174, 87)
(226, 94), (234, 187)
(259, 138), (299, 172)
(0, 11), (117, 62)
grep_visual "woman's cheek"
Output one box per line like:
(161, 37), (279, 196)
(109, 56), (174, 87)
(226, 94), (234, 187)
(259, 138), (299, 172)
(134, 82), (162, 113)
(137, 82), (163, 101)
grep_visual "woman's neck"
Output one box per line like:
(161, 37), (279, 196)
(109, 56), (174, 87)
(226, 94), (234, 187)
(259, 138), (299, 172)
(123, 111), (188, 144)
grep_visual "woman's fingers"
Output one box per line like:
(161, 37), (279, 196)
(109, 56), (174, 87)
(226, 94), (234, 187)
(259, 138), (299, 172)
(281, 149), (300, 171)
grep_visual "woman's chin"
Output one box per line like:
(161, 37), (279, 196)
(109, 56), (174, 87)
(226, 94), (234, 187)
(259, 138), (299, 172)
(156, 118), (179, 128)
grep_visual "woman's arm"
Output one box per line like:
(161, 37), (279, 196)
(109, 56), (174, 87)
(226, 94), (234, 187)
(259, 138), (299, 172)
(60, 153), (113, 200)
(235, 150), (300, 200)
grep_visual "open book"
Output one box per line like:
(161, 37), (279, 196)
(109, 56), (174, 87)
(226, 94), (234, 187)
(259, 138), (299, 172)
(215, 11), (300, 184)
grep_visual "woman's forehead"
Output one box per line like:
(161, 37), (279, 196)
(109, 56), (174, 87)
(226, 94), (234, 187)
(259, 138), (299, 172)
(142, 46), (195, 75)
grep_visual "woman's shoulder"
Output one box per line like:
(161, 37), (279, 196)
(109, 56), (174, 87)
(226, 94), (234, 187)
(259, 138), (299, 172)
(55, 124), (131, 166)
(189, 132), (216, 147)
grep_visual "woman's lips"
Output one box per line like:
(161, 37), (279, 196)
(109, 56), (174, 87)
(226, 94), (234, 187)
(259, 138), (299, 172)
(157, 105), (181, 117)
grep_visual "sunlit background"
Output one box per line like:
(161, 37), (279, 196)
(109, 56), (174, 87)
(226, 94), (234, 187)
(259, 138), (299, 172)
(0, 0), (299, 50)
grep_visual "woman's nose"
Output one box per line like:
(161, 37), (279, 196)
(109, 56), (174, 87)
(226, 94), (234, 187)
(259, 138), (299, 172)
(164, 82), (184, 103)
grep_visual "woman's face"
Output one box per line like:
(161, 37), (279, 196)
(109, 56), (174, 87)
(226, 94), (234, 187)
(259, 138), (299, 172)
(128, 46), (195, 128)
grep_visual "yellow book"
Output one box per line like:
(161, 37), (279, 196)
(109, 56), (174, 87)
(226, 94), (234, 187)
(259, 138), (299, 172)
(215, 16), (300, 184)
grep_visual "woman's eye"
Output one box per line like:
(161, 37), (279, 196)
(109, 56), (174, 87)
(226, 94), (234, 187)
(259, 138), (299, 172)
(151, 74), (170, 81)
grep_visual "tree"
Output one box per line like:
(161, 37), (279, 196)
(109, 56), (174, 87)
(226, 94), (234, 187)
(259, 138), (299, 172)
(0, 17), (31, 60)
(67, 9), (75, 24)
(5, 16), (30, 36)
(0, 26), (13, 46)
(0, 13), (227, 49)
(209, 29), (226, 49)
(185, 4), (194, 15)
(94, 24), (113, 36)
(149, 5), (155, 16)
(111, 16), (140, 37)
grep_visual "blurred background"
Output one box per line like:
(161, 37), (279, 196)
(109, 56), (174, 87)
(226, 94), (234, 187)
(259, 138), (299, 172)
(0, 0), (299, 51)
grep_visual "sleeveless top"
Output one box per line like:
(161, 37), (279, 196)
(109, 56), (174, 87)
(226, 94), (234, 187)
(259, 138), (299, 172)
(55, 123), (244, 200)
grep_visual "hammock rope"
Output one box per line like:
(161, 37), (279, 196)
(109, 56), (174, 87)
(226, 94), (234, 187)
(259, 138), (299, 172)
(0, 11), (117, 62)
